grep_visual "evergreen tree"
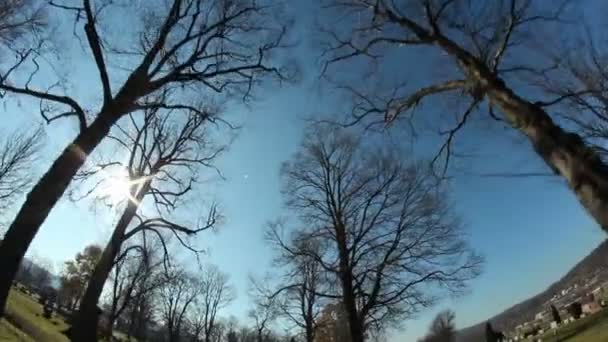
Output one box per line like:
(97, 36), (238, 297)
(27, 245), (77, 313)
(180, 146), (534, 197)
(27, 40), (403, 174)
(485, 322), (497, 342)
(551, 304), (562, 324)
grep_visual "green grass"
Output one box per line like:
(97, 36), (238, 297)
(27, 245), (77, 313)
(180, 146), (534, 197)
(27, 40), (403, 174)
(4, 288), (69, 342)
(565, 317), (608, 342)
(525, 308), (608, 342)
(2, 287), (135, 342)
(0, 318), (34, 342)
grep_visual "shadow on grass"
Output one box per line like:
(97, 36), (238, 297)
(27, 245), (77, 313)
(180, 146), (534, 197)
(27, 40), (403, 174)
(4, 310), (64, 342)
(5, 289), (69, 342)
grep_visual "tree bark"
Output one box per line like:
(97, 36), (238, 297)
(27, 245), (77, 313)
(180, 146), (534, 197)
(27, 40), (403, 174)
(305, 322), (314, 342)
(435, 35), (608, 231)
(70, 186), (148, 341)
(488, 83), (608, 230)
(169, 320), (181, 342)
(335, 222), (365, 342)
(0, 114), (117, 317)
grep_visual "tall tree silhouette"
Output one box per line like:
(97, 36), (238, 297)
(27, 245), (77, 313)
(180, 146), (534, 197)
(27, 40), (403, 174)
(270, 126), (482, 342)
(264, 234), (325, 342)
(0, 127), (42, 214)
(103, 233), (167, 340)
(418, 310), (456, 342)
(70, 107), (223, 341)
(551, 304), (561, 324)
(186, 265), (235, 342)
(159, 268), (199, 342)
(0, 0), (289, 314)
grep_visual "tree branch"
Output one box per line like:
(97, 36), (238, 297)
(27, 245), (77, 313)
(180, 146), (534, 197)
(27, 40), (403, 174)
(83, 0), (112, 106)
(0, 83), (87, 131)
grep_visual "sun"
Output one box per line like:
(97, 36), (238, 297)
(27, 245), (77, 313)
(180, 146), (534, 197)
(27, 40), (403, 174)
(94, 165), (153, 207)
(98, 168), (136, 206)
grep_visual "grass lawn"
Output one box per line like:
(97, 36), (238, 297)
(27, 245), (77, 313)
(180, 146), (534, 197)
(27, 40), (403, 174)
(527, 308), (608, 342)
(0, 318), (34, 342)
(565, 317), (608, 342)
(2, 287), (134, 342)
(4, 288), (69, 342)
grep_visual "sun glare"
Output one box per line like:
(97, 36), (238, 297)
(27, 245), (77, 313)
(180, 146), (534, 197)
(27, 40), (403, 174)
(98, 168), (138, 206)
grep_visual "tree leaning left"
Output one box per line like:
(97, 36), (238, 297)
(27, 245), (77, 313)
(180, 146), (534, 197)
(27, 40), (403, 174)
(0, 0), (289, 317)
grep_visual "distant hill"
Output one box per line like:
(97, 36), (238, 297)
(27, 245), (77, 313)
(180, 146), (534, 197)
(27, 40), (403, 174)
(455, 239), (608, 342)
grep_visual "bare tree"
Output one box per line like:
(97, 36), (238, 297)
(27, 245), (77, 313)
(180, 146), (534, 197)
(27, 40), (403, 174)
(210, 320), (227, 342)
(70, 107), (223, 340)
(105, 243), (144, 337)
(225, 317), (241, 342)
(0, 0), (45, 53)
(418, 310), (456, 342)
(532, 22), (608, 164)
(249, 283), (279, 342)
(103, 233), (167, 340)
(266, 235), (325, 342)
(270, 126), (481, 342)
(188, 265), (235, 342)
(125, 279), (160, 342)
(319, 0), (608, 233)
(0, 0), (289, 312)
(0, 127), (42, 215)
(159, 268), (200, 342)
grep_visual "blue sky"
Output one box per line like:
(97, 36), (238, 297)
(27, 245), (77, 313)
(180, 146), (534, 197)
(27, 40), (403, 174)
(1, 1), (607, 341)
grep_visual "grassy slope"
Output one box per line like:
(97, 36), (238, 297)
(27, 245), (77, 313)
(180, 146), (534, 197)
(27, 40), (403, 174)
(525, 308), (608, 342)
(4, 288), (69, 342)
(566, 318), (608, 342)
(2, 288), (133, 342)
(0, 318), (35, 342)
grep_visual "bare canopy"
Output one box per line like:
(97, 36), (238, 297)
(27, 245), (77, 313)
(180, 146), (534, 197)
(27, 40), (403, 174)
(320, 0), (608, 232)
(70, 106), (223, 341)
(269, 126), (482, 341)
(0, 127), (42, 214)
(0, 0), (44, 51)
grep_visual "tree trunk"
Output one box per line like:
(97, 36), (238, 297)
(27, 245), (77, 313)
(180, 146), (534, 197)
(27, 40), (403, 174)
(305, 322), (314, 342)
(128, 296), (147, 341)
(106, 297), (118, 341)
(0, 114), (117, 317)
(126, 303), (137, 341)
(169, 321), (181, 342)
(334, 223), (365, 342)
(339, 270), (364, 342)
(105, 322), (114, 342)
(488, 85), (608, 230)
(436, 35), (608, 231)
(70, 197), (144, 342)
(70, 298), (78, 313)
